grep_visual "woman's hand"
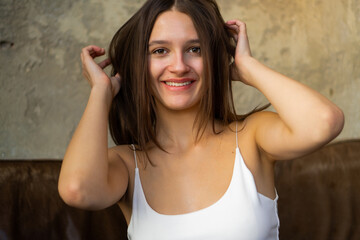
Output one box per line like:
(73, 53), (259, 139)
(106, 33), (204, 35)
(226, 20), (254, 85)
(81, 45), (121, 98)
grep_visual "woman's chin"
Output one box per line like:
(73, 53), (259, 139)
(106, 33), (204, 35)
(159, 99), (200, 112)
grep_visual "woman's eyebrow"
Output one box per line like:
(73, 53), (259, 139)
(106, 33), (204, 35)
(148, 39), (200, 47)
(187, 39), (200, 44)
(148, 40), (169, 47)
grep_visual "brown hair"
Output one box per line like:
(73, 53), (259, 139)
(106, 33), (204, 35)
(108, 0), (267, 163)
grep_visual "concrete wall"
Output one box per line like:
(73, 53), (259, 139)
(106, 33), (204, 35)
(1, 0), (359, 159)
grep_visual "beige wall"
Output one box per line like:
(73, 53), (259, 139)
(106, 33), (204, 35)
(1, 0), (359, 159)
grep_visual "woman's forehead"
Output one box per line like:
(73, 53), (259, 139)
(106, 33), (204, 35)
(149, 10), (199, 41)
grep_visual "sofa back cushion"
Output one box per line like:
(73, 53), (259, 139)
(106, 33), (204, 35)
(275, 140), (360, 240)
(0, 160), (127, 240)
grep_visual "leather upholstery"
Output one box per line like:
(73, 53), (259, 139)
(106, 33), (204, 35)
(275, 140), (360, 240)
(0, 160), (127, 240)
(0, 140), (359, 240)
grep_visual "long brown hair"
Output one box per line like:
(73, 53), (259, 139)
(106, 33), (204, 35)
(108, 0), (267, 162)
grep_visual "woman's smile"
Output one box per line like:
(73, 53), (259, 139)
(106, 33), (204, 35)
(162, 78), (197, 90)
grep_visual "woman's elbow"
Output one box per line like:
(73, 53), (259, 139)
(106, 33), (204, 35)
(316, 105), (345, 142)
(326, 105), (344, 137)
(58, 180), (90, 209)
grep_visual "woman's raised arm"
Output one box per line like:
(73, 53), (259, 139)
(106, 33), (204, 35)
(58, 45), (127, 210)
(226, 20), (344, 160)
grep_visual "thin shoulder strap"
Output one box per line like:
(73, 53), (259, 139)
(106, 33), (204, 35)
(131, 144), (138, 169)
(235, 121), (238, 148)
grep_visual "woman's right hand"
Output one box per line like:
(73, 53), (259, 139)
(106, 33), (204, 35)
(81, 45), (121, 98)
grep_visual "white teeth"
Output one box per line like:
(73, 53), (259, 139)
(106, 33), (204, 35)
(165, 81), (192, 87)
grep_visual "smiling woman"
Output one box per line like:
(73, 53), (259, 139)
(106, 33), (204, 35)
(107, 0), (243, 151)
(58, 0), (344, 239)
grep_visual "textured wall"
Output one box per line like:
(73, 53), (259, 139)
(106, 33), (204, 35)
(1, 0), (359, 159)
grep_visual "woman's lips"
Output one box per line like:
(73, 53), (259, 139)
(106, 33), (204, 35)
(164, 81), (192, 87)
(161, 78), (196, 90)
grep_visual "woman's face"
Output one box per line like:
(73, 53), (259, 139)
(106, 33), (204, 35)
(148, 10), (204, 112)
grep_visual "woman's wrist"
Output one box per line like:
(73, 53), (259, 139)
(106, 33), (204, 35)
(90, 84), (114, 110)
(235, 56), (259, 86)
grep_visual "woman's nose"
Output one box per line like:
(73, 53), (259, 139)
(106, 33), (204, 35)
(169, 53), (190, 74)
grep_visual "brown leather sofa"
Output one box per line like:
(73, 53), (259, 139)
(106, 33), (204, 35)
(0, 140), (359, 240)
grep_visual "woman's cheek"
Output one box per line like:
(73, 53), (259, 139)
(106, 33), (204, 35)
(150, 58), (168, 80)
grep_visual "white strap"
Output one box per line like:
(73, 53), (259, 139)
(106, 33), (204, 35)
(235, 121), (238, 147)
(131, 144), (138, 169)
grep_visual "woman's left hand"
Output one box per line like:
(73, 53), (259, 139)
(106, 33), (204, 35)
(226, 20), (253, 84)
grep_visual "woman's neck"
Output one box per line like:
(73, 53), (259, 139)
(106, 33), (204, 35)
(155, 104), (216, 152)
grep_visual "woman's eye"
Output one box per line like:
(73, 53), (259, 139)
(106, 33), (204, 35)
(152, 48), (167, 54)
(189, 47), (201, 54)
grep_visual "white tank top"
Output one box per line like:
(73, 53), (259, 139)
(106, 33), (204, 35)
(128, 125), (279, 240)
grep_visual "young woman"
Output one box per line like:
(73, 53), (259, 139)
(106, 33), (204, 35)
(58, 0), (344, 239)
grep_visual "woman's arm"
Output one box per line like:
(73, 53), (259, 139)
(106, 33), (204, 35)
(226, 20), (344, 160)
(58, 45), (126, 210)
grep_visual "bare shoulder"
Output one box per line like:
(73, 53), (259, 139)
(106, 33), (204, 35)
(225, 111), (279, 137)
(226, 112), (281, 164)
(243, 111), (279, 128)
(240, 111), (283, 157)
(108, 144), (137, 172)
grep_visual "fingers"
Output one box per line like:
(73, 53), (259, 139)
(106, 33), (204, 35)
(80, 45), (121, 96)
(225, 19), (252, 57)
(226, 20), (247, 33)
(110, 74), (121, 96)
(81, 45), (112, 70)
(98, 58), (111, 69)
(81, 45), (106, 60)
(225, 20), (248, 42)
(226, 27), (238, 42)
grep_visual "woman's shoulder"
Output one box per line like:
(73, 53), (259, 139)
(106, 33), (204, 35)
(108, 144), (137, 171)
(238, 110), (279, 130)
(221, 111), (279, 143)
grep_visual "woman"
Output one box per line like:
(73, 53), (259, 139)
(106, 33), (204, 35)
(58, 0), (344, 239)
